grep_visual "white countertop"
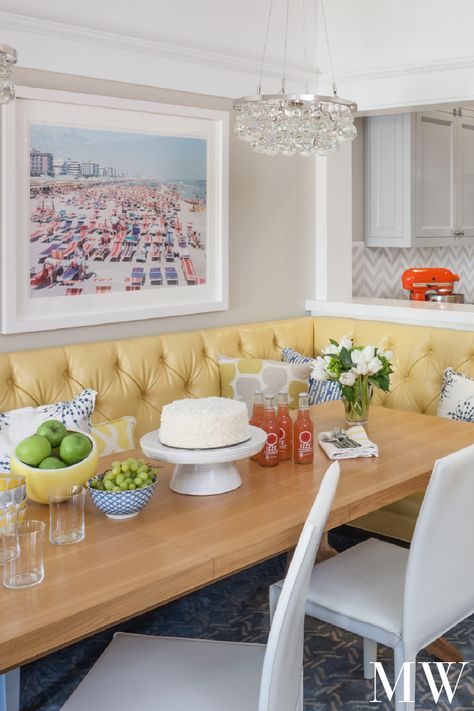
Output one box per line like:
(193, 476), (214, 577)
(305, 297), (474, 331)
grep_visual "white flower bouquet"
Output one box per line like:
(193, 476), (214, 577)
(312, 338), (393, 424)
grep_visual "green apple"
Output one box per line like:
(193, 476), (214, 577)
(59, 432), (92, 465)
(38, 456), (67, 469)
(36, 419), (68, 448)
(16, 435), (51, 467)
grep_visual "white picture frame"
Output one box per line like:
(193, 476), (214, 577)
(0, 87), (229, 333)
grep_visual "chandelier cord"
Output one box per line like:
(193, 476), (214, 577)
(257, 0), (275, 95)
(300, 0), (309, 93)
(281, 0), (290, 93)
(320, 0), (338, 96)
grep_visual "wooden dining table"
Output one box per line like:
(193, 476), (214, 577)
(1, 401), (473, 700)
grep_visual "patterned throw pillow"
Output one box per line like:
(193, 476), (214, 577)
(91, 416), (136, 457)
(438, 368), (474, 422)
(281, 347), (342, 406)
(0, 388), (96, 472)
(218, 356), (311, 412)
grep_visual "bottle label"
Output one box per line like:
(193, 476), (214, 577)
(265, 432), (278, 456)
(298, 430), (313, 455)
(279, 427), (287, 450)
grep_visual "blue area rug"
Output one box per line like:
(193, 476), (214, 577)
(21, 533), (474, 710)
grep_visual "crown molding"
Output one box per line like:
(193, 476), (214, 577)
(337, 54), (474, 83)
(0, 10), (313, 85)
(4, 9), (474, 103)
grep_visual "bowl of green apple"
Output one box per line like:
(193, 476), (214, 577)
(87, 457), (160, 519)
(10, 420), (99, 504)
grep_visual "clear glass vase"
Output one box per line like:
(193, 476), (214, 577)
(342, 376), (371, 426)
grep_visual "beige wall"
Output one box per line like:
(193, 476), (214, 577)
(1, 69), (315, 353)
(352, 117), (364, 243)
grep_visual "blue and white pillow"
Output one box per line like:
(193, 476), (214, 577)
(0, 388), (97, 472)
(438, 368), (474, 422)
(281, 347), (342, 406)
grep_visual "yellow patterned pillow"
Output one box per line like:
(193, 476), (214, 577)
(91, 416), (136, 456)
(218, 356), (311, 412)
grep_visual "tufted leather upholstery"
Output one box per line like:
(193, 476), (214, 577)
(0, 317), (314, 440)
(2, 314), (471, 540)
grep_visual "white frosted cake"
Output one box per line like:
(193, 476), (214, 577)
(159, 397), (250, 449)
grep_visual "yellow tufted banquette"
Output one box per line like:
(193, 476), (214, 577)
(2, 315), (473, 540)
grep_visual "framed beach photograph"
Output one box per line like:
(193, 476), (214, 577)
(0, 87), (229, 333)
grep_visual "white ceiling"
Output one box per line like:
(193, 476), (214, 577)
(2, 0), (474, 108)
(3, 0), (474, 82)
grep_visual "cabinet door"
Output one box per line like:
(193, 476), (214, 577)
(457, 111), (474, 237)
(415, 110), (457, 239)
(364, 114), (412, 247)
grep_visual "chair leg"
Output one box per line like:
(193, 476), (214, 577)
(393, 643), (415, 711)
(363, 638), (377, 679)
(269, 584), (281, 624)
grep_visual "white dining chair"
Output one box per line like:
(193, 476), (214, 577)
(270, 444), (474, 711)
(61, 462), (340, 711)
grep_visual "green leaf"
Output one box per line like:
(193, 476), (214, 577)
(339, 347), (353, 370)
(329, 338), (339, 347)
(341, 385), (355, 401)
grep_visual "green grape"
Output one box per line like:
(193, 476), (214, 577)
(138, 472), (148, 481)
(121, 462), (130, 473)
(132, 476), (141, 486)
(116, 473), (125, 484)
(150, 468), (159, 477)
(112, 485), (121, 492)
(104, 479), (114, 490)
(137, 459), (145, 466)
(111, 465), (121, 476)
(130, 462), (138, 473)
(119, 482), (127, 490)
(137, 465), (148, 474)
(128, 483), (136, 490)
(125, 477), (133, 485)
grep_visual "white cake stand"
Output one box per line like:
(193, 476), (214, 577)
(140, 425), (267, 496)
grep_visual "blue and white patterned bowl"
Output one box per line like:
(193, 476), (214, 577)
(86, 473), (158, 519)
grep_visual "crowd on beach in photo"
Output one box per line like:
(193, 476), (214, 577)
(29, 179), (207, 297)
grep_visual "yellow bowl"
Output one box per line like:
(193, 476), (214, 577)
(10, 431), (99, 504)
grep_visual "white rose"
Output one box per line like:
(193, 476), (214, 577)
(339, 336), (353, 351)
(312, 366), (330, 381)
(351, 349), (363, 365)
(361, 345), (375, 363)
(323, 344), (339, 355)
(368, 357), (383, 375)
(380, 349), (393, 361)
(339, 371), (356, 387)
(355, 362), (369, 375)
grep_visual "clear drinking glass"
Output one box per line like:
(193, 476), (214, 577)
(3, 520), (45, 589)
(48, 485), (85, 545)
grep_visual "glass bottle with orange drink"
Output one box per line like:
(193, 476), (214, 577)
(293, 392), (314, 464)
(258, 395), (279, 467)
(276, 389), (292, 461)
(250, 390), (264, 461)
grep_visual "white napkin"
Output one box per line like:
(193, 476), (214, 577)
(318, 425), (379, 460)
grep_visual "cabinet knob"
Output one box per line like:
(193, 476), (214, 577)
(453, 229), (465, 236)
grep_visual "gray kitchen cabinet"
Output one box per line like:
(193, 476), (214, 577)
(365, 109), (474, 246)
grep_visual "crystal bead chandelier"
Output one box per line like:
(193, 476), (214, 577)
(0, 43), (17, 104)
(234, 0), (357, 157)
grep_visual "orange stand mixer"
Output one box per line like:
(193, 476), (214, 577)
(402, 268), (461, 301)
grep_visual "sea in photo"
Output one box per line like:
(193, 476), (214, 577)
(29, 124), (207, 298)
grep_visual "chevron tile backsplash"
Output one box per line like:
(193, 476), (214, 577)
(352, 243), (474, 303)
